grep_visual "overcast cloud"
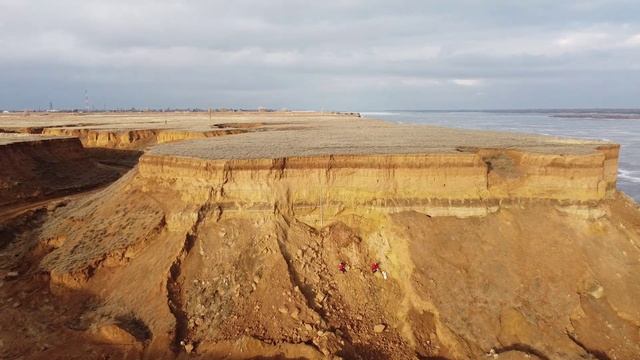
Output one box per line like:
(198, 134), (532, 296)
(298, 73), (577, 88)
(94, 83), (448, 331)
(1, 0), (639, 110)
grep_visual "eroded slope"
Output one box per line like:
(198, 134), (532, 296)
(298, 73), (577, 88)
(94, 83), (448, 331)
(8, 150), (635, 360)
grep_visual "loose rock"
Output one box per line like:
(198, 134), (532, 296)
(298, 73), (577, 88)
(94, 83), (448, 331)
(374, 324), (386, 333)
(588, 284), (605, 299)
(290, 308), (300, 320)
(4, 271), (19, 280)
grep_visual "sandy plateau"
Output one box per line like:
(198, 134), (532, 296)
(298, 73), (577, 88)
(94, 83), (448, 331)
(0, 111), (639, 360)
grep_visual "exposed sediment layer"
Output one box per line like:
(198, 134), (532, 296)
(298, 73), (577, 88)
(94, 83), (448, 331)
(40, 127), (248, 149)
(139, 144), (619, 220)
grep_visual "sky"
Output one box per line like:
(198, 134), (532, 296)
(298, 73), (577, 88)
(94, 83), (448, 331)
(1, 0), (639, 111)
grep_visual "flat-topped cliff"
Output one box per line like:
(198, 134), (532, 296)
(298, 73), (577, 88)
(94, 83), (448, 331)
(1, 112), (639, 360)
(142, 124), (619, 220)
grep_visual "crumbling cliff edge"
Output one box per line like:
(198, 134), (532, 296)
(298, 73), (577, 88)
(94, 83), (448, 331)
(138, 144), (619, 219)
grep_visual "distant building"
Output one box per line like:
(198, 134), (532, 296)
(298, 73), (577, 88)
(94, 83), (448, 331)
(2, 110), (9, 114)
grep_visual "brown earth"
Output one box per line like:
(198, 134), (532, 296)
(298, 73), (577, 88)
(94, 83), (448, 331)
(0, 111), (639, 360)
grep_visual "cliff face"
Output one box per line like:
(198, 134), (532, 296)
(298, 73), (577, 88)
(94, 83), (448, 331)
(40, 128), (247, 149)
(30, 146), (640, 360)
(138, 145), (619, 221)
(0, 137), (120, 207)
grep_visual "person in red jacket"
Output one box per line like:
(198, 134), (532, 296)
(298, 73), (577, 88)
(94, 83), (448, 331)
(370, 262), (380, 273)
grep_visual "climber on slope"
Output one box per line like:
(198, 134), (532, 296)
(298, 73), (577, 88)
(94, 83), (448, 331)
(371, 261), (388, 279)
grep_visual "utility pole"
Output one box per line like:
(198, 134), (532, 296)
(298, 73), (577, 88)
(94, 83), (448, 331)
(84, 90), (90, 112)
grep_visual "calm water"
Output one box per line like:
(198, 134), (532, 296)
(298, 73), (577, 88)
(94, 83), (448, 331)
(361, 111), (640, 202)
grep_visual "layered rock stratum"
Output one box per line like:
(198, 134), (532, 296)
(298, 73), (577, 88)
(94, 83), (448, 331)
(0, 111), (639, 360)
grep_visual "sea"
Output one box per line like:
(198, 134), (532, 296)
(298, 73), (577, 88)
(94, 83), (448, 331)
(361, 110), (640, 202)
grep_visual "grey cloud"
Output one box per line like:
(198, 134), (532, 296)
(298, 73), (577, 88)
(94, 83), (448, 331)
(0, 0), (639, 110)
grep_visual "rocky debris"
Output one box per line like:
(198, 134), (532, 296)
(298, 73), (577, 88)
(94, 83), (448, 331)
(374, 324), (386, 333)
(290, 308), (300, 320)
(313, 331), (343, 356)
(3, 271), (19, 280)
(588, 284), (605, 299)
(315, 291), (327, 304)
(91, 323), (141, 346)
